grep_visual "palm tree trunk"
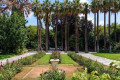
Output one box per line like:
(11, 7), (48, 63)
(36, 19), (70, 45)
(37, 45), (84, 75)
(61, 20), (63, 51)
(85, 13), (88, 53)
(65, 16), (68, 52)
(108, 10), (111, 53)
(37, 17), (40, 52)
(97, 11), (99, 53)
(94, 13), (97, 52)
(114, 13), (117, 42)
(104, 12), (106, 50)
(75, 16), (79, 53)
(55, 16), (58, 51)
(45, 13), (49, 52)
(67, 23), (69, 51)
(40, 19), (42, 51)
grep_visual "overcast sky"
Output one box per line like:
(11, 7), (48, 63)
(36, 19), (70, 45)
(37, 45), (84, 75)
(25, 0), (120, 27)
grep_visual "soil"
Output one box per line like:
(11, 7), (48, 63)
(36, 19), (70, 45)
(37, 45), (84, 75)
(14, 65), (82, 79)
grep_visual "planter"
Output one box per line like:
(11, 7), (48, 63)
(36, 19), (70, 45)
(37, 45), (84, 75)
(50, 59), (59, 71)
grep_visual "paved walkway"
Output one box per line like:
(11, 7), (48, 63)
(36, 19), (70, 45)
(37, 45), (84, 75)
(0, 51), (38, 65)
(77, 53), (120, 66)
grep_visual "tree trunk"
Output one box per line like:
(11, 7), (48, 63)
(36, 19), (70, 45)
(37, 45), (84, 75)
(75, 16), (79, 53)
(67, 23), (69, 51)
(97, 11), (99, 53)
(65, 16), (68, 52)
(45, 13), (49, 52)
(85, 13), (88, 53)
(104, 12), (106, 50)
(37, 17), (40, 52)
(108, 10), (111, 53)
(114, 13), (117, 42)
(61, 20), (63, 51)
(55, 16), (58, 51)
(94, 13), (97, 52)
(40, 19), (42, 51)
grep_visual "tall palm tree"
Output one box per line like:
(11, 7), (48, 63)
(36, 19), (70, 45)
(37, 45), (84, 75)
(52, 0), (60, 51)
(91, 0), (100, 52)
(82, 3), (90, 53)
(111, 0), (119, 42)
(43, 0), (51, 52)
(106, 0), (113, 53)
(91, 0), (98, 52)
(100, 0), (108, 50)
(63, 0), (70, 52)
(32, 0), (43, 52)
(71, 0), (82, 53)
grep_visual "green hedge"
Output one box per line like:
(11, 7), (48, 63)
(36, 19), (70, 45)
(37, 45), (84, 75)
(0, 51), (45, 80)
(68, 52), (120, 79)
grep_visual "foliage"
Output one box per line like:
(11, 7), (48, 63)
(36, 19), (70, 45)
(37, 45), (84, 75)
(26, 25), (45, 50)
(21, 51), (45, 65)
(50, 51), (61, 63)
(0, 12), (27, 54)
(72, 68), (111, 80)
(68, 52), (105, 74)
(0, 52), (45, 80)
(40, 69), (66, 80)
(68, 52), (120, 79)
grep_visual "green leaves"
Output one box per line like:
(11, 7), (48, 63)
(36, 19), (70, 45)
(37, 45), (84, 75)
(0, 12), (27, 54)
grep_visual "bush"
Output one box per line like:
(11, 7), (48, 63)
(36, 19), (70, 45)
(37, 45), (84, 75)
(50, 51), (61, 63)
(21, 51), (45, 65)
(0, 51), (45, 80)
(68, 52), (120, 79)
(40, 69), (66, 80)
(72, 68), (112, 80)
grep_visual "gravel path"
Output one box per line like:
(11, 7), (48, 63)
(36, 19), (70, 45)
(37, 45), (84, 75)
(77, 53), (120, 66)
(0, 51), (38, 65)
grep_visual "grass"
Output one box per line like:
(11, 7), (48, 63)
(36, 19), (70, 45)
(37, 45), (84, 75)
(32, 54), (51, 65)
(92, 53), (120, 61)
(61, 54), (78, 65)
(0, 54), (18, 60)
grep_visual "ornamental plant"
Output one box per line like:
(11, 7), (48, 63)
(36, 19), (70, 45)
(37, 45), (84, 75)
(50, 51), (61, 63)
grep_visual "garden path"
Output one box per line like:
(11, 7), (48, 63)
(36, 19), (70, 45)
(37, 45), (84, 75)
(78, 53), (120, 66)
(0, 51), (38, 65)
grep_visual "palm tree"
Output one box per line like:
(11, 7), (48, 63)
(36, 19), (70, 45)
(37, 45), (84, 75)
(43, 0), (51, 52)
(111, 0), (119, 42)
(106, 0), (113, 53)
(70, 0), (82, 53)
(82, 3), (90, 53)
(100, 0), (108, 50)
(32, 0), (43, 52)
(52, 0), (60, 51)
(63, 0), (70, 52)
(91, 0), (98, 52)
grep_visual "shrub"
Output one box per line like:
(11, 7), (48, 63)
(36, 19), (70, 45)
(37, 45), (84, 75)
(50, 51), (61, 63)
(72, 68), (111, 80)
(68, 52), (105, 74)
(40, 69), (66, 80)
(0, 51), (45, 80)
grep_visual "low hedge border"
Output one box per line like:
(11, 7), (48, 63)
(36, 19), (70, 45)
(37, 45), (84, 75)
(68, 52), (120, 79)
(0, 51), (45, 80)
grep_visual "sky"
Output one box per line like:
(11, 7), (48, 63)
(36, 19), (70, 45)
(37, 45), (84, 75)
(25, 0), (120, 27)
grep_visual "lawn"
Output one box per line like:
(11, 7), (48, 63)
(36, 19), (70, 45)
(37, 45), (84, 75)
(92, 53), (120, 61)
(32, 54), (51, 65)
(61, 54), (78, 65)
(0, 54), (17, 60)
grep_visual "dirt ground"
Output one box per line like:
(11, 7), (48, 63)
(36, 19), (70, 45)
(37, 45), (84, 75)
(14, 65), (82, 79)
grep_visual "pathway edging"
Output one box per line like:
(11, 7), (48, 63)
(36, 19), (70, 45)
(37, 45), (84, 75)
(77, 53), (120, 66)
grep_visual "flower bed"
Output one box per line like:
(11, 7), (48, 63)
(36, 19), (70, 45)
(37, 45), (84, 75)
(68, 52), (120, 79)
(50, 51), (61, 63)
(0, 51), (45, 80)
